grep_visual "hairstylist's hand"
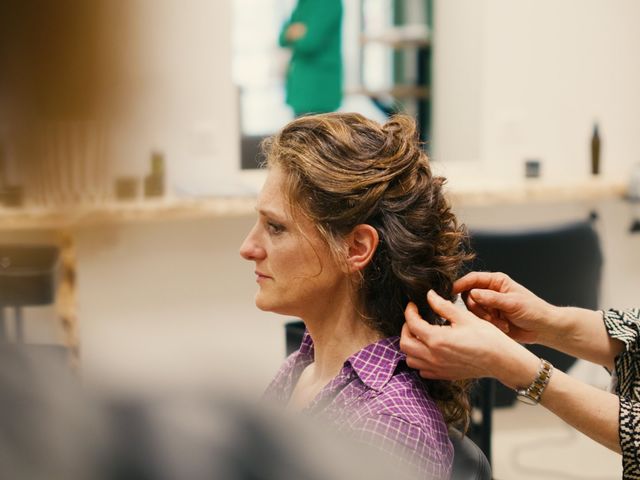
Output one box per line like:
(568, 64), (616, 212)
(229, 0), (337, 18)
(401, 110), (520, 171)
(400, 290), (518, 381)
(453, 271), (559, 345)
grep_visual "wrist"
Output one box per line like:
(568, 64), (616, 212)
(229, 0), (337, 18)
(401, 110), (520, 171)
(538, 304), (570, 348)
(492, 343), (540, 390)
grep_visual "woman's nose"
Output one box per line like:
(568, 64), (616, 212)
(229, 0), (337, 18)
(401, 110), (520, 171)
(239, 227), (265, 261)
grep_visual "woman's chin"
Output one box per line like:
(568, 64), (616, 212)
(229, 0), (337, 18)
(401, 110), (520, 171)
(254, 295), (276, 313)
(254, 295), (292, 316)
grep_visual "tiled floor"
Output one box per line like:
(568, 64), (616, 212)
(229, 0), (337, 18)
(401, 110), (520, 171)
(491, 361), (622, 480)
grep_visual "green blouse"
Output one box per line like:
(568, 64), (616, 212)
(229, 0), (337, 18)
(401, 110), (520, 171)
(278, 0), (342, 116)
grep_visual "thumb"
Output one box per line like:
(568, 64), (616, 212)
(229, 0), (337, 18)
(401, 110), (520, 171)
(427, 289), (463, 326)
(468, 288), (514, 313)
(404, 301), (436, 338)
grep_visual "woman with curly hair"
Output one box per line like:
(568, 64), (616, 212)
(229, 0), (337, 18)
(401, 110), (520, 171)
(240, 112), (472, 479)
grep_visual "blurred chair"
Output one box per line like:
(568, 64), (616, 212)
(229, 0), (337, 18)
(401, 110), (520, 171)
(285, 319), (306, 357)
(240, 134), (267, 170)
(284, 321), (492, 480)
(0, 245), (67, 361)
(450, 429), (492, 480)
(466, 216), (603, 463)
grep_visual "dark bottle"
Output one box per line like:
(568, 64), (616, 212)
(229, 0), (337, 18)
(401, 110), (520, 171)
(144, 151), (165, 197)
(591, 123), (601, 175)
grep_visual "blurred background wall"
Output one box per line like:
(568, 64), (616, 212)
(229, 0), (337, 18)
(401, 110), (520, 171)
(433, 0), (640, 181)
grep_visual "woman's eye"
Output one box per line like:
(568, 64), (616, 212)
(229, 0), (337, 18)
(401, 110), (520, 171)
(267, 222), (285, 235)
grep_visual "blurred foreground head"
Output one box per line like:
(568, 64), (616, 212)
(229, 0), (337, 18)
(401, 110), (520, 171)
(0, 346), (412, 480)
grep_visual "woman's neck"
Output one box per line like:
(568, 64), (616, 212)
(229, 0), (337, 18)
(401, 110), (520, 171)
(303, 304), (383, 384)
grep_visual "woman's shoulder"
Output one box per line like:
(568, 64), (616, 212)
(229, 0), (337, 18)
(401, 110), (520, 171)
(349, 337), (443, 423)
(373, 369), (444, 420)
(348, 374), (453, 479)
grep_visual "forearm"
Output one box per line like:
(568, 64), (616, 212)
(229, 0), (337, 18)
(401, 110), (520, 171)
(541, 369), (621, 453)
(542, 307), (624, 370)
(493, 344), (621, 453)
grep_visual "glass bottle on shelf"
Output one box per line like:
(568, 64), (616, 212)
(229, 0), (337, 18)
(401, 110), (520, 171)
(591, 123), (601, 175)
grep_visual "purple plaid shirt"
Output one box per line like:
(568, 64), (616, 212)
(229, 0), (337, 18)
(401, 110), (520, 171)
(264, 331), (453, 479)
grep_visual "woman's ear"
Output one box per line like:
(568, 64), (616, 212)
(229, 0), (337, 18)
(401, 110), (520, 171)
(346, 224), (379, 272)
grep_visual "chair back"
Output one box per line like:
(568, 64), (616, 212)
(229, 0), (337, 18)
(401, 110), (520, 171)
(465, 217), (603, 464)
(469, 218), (602, 375)
(450, 429), (492, 480)
(0, 245), (60, 306)
(0, 245), (64, 355)
(470, 219), (602, 310)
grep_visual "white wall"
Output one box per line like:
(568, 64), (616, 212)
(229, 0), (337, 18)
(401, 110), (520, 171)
(433, 0), (640, 181)
(73, 217), (286, 395)
(107, 0), (240, 197)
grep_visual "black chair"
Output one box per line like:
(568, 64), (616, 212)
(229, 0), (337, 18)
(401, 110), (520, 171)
(0, 245), (67, 361)
(284, 320), (306, 357)
(450, 429), (492, 480)
(240, 134), (267, 170)
(284, 321), (492, 480)
(465, 217), (603, 464)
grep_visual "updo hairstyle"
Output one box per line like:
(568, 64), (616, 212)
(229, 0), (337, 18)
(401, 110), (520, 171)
(263, 112), (473, 428)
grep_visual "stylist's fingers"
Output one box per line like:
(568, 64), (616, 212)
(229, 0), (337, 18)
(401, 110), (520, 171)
(464, 293), (510, 332)
(400, 321), (431, 357)
(403, 301), (437, 339)
(463, 294), (493, 322)
(468, 288), (518, 315)
(405, 355), (432, 371)
(400, 329), (436, 371)
(453, 271), (496, 295)
(426, 289), (465, 326)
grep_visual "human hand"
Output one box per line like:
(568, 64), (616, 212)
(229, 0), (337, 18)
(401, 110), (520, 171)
(400, 290), (514, 381)
(286, 22), (307, 42)
(401, 290), (541, 389)
(453, 271), (559, 345)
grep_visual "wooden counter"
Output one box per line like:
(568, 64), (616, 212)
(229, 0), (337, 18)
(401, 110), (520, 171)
(0, 176), (627, 231)
(445, 176), (628, 207)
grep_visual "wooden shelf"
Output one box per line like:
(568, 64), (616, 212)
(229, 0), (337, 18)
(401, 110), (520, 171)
(445, 176), (628, 208)
(0, 176), (628, 231)
(0, 196), (256, 231)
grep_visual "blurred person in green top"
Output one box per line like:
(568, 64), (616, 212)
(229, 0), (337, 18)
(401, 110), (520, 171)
(279, 0), (343, 117)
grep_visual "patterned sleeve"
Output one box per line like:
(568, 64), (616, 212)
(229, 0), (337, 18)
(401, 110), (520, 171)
(351, 414), (452, 480)
(603, 308), (640, 479)
(619, 397), (640, 479)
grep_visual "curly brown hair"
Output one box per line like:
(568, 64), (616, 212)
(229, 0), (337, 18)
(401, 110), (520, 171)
(263, 112), (473, 429)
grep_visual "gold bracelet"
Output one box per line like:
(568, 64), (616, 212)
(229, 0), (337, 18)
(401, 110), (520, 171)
(515, 358), (554, 405)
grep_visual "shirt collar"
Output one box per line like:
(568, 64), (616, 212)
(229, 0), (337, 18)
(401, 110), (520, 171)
(298, 330), (315, 360)
(346, 336), (405, 392)
(299, 331), (405, 392)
